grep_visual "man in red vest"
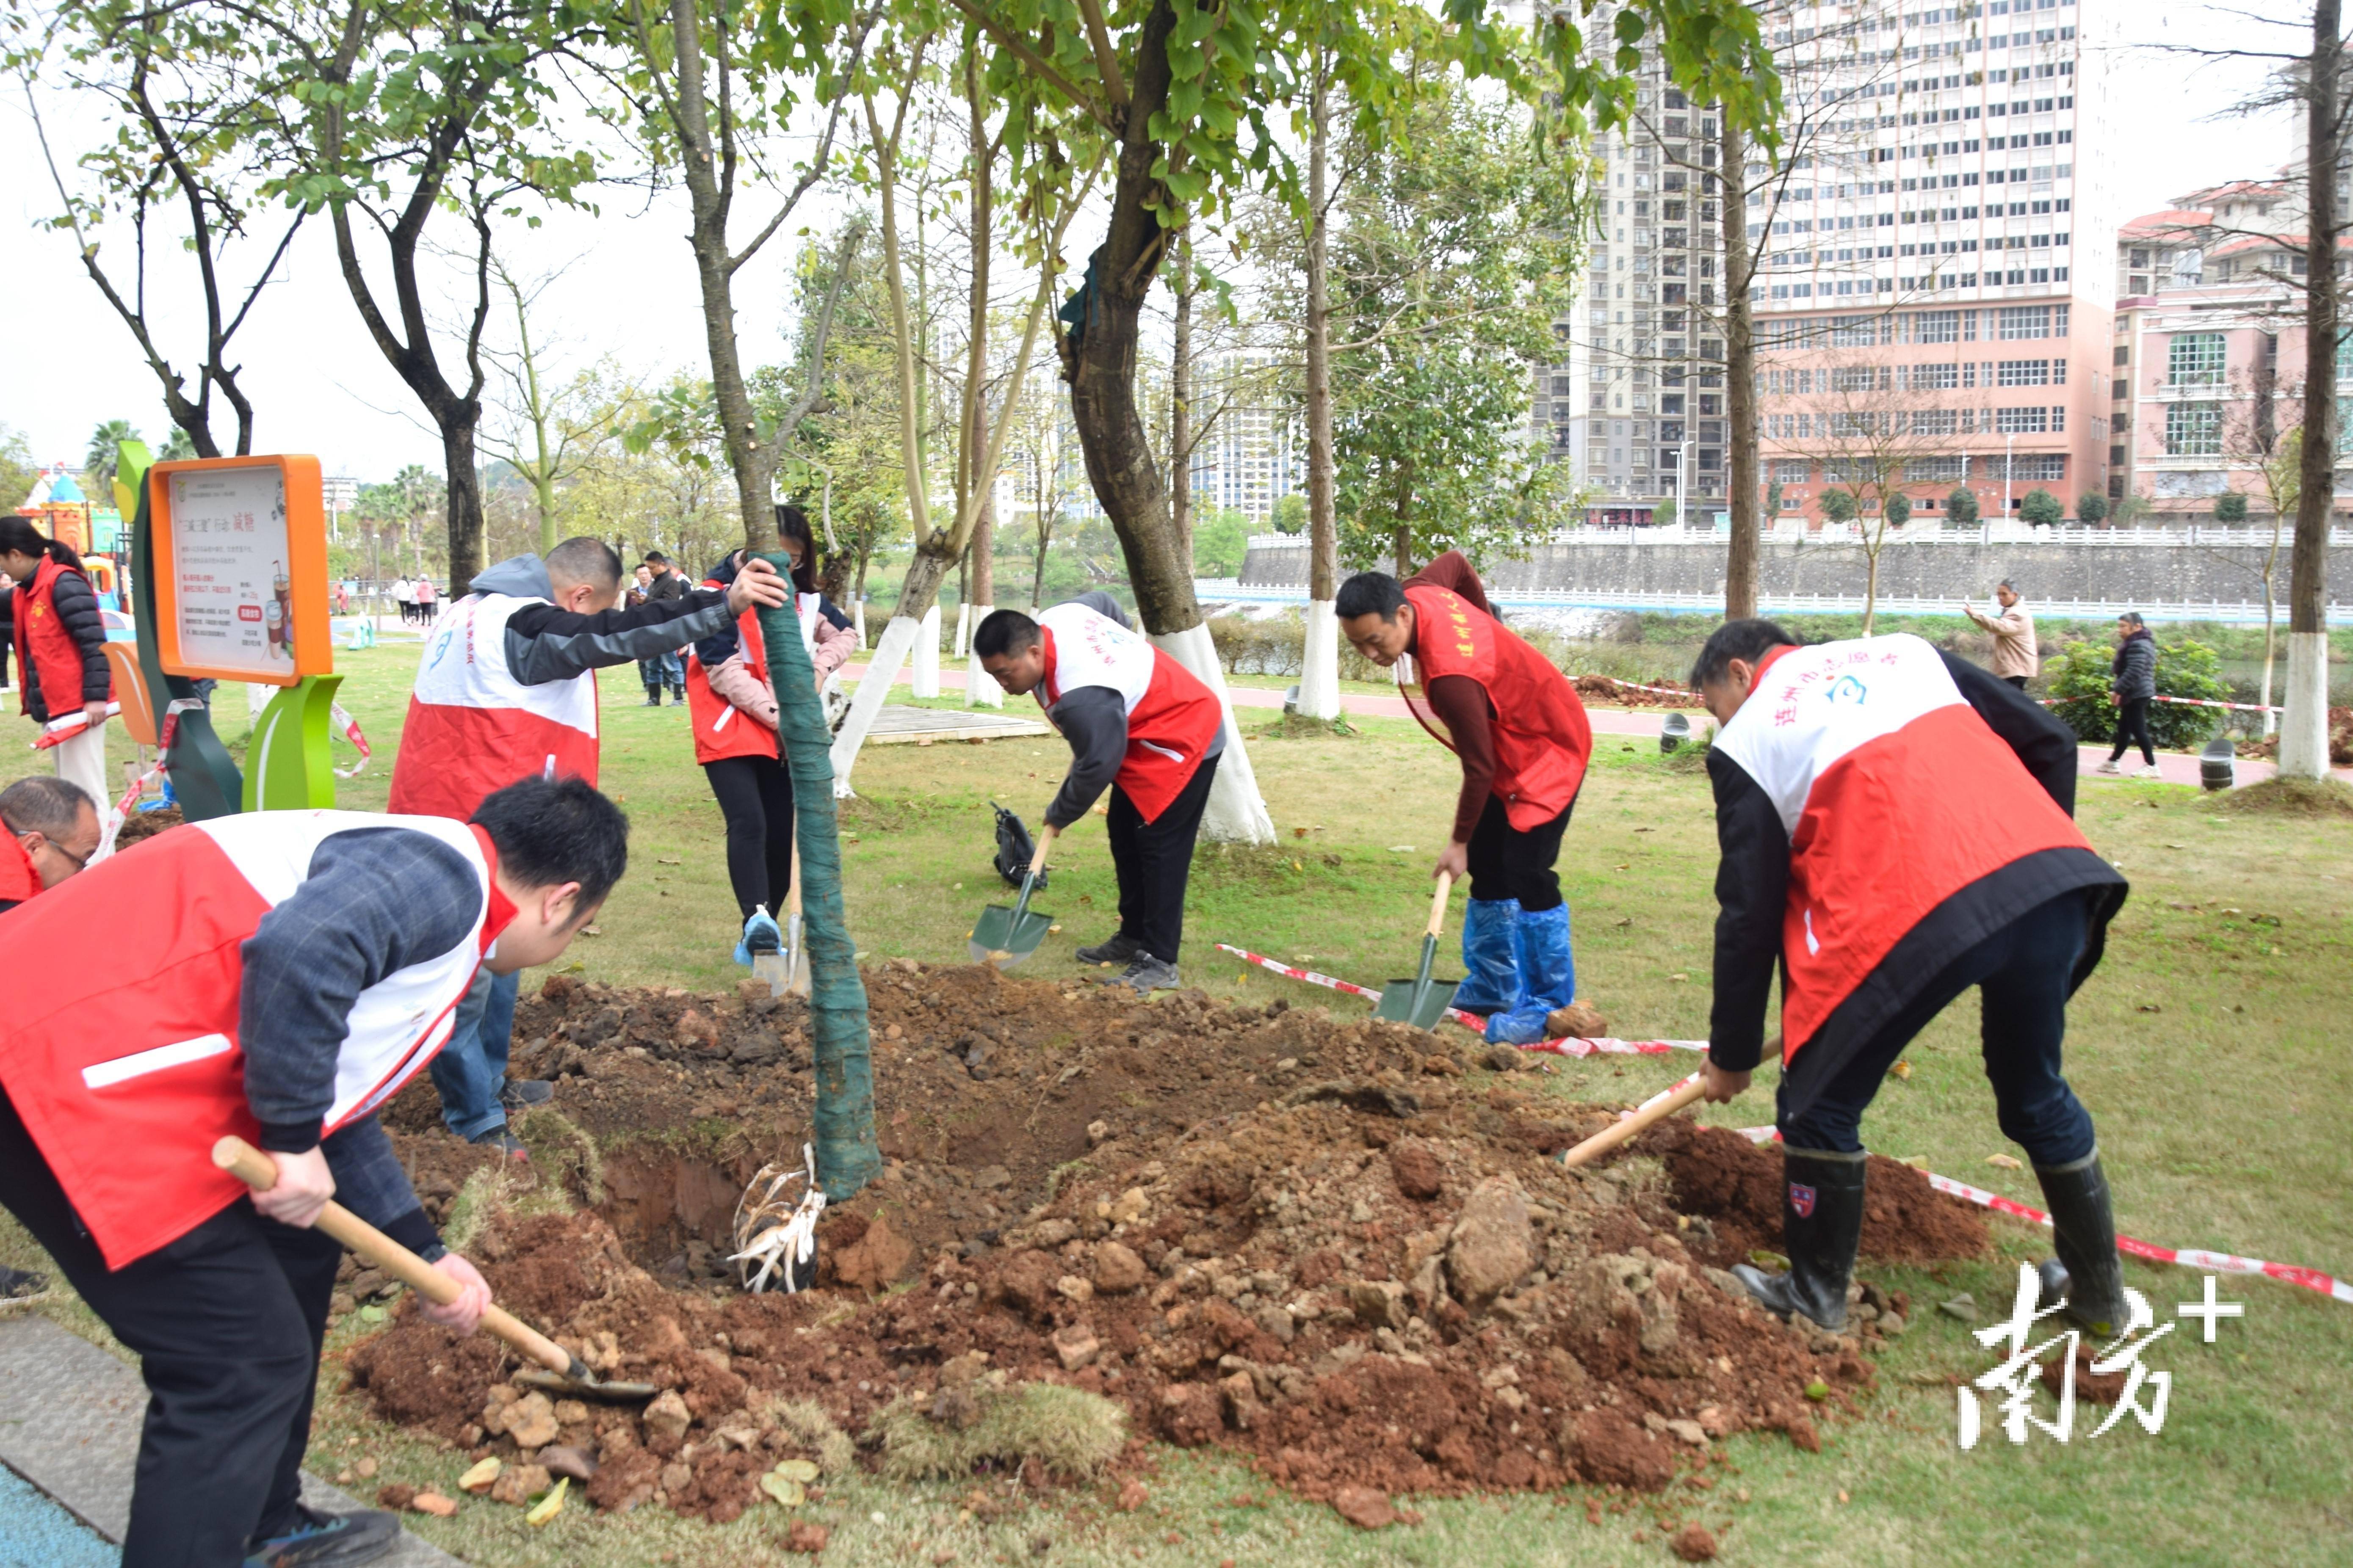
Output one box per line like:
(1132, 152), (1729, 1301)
(1338, 555), (1594, 1044)
(0, 775), (628, 1568)
(0, 774), (98, 915)
(976, 594), (1224, 993)
(1691, 619), (2131, 1336)
(389, 537), (786, 1155)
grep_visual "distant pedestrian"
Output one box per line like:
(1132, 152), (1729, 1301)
(414, 576), (438, 622)
(392, 576), (415, 625)
(2096, 612), (2159, 778)
(1963, 579), (2039, 688)
(639, 551), (688, 705)
(626, 563), (652, 609)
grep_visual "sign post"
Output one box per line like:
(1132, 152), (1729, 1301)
(146, 455), (341, 813)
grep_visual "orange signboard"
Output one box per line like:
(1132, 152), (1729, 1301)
(148, 456), (332, 686)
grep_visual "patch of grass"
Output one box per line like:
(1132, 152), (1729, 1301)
(2206, 776), (2353, 818)
(871, 1382), (1128, 1484)
(1248, 712), (1362, 740)
(768, 1398), (857, 1477)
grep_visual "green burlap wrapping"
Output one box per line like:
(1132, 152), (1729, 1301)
(753, 554), (880, 1198)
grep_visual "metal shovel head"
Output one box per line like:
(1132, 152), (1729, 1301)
(751, 951), (791, 997)
(514, 1363), (662, 1402)
(1377, 976), (1464, 1030)
(970, 901), (1053, 967)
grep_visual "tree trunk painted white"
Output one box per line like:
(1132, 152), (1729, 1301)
(829, 612), (922, 797)
(1147, 621), (1276, 843)
(952, 601), (971, 660)
(853, 599), (867, 649)
(963, 603), (1002, 707)
(2276, 631), (2331, 780)
(1297, 598), (1342, 720)
(911, 602), (942, 698)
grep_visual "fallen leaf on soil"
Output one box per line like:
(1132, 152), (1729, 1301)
(1984, 1154), (2021, 1170)
(457, 1457), (501, 1494)
(761, 1473), (806, 1508)
(525, 1477), (567, 1527)
(410, 1492), (458, 1518)
(774, 1459), (821, 1483)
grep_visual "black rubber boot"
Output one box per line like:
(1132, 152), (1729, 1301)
(1731, 1148), (1867, 1330)
(643, 684), (663, 707)
(2032, 1150), (2129, 1337)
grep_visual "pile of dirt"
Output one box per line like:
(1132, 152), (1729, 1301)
(354, 963), (1988, 1524)
(113, 805), (185, 846)
(1573, 675), (1702, 710)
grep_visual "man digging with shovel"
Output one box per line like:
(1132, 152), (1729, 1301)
(975, 594), (1224, 993)
(0, 776), (625, 1567)
(1338, 554), (1596, 1044)
(1690, 619), (2132, 1336)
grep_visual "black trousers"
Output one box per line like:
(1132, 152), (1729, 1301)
(1107, 753), (1220, 963)
(1465, 793), (1576, 912)
(2002, 674), (2029, 690)
(2108, 697), (2155, 765)
(0, 1089), (340, 1566)
(705, 754), (795, 920)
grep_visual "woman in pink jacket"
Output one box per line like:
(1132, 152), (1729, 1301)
(684, 504), (857, 961)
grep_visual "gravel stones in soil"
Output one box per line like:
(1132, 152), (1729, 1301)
(353, 963), (1988, 1524)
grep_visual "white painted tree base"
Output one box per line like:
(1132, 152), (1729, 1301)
(830, 613), (923, 797)
(1297, 597), (1342, 720)
(1148, 621), (1277, 844)
(912, 603), (943, 698)
(853, 601), (868, 649)
(951, 602), (972, 661)
(2276, 632), (2332, 781)
(964, 604), (1003, 707)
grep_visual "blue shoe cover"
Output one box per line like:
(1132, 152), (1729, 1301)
(1452, 897), (1523, 1015)
(1485, 903), (1576, 1045)
(734, 905), (782, 967)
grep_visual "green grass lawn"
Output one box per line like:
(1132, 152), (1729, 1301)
(3, 643), (2350, 1565)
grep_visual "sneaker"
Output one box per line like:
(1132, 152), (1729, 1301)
(1106, 954), (1180, 993)
(468, 1126), (529, 1159)
(499, 1079), (554, 1110)
(245, 1503), (401, 1568)
(2094, 759), (2122, 776)
(0, 1264), (50, 1305)
(2136, 762), (2167, 780)
(1075, 932), (1145, 967)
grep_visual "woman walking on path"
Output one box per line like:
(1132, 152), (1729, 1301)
(413, 575), (438, 623)
(2097, 612), (2159, 778)
(0, 517), (113, 807)
(685, 503), (857, 959)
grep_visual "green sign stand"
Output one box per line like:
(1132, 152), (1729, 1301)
(243, 674), (344, 811)
(122, 442), (244, 820)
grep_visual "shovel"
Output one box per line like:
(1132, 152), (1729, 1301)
(1375, 872), (1460, 1030)
(761, 841), (809, 998)
(213, 1136), (659, 1402)
(971, 822), (1056, 968)
(1556, 1072), (1711, 1170)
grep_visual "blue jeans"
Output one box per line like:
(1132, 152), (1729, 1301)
(638, 651), (684, 690)
(429, 969), (520, 1140)
(1779, 891), (2099, 1165)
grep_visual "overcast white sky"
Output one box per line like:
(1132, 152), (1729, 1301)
(0, 2), (2311, 486)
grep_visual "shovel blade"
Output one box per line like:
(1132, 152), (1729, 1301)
(1379, 977), (1463, 1029)
(781, 912), (809, 997)
(971, 903), (1053, 967)
(750, 952), (791, 997)
(514, 1368), (662, 1403)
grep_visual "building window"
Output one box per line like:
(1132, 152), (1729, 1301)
(2164, 402), (2223, 456)
(1774, 461), (1809, 483)
(1996, 359), (2052, 386)
(1995, 406), (2050, 434)
(2167, 333), (2227, 388)
(1998, 305), (2051, 340)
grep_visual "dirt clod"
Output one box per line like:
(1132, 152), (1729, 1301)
(1332, 1485), (1397, 1529)
(1670, 1522), (1720, 1562)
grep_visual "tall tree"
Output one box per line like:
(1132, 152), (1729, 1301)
(1720, 111), (1759, 617)
(2286, 0), (2342, 780)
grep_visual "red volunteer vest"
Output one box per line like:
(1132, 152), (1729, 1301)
(387, 592), (600, 821)
(1714, 636), (2099, 1063)
(1035, 603), (1222, 823)
(683, 595), (825, 766)
(14, 556), (111, 722)
(0, 830), (41, 908)
(0, 812), (505, 1269)
(1399, 584), (1592, 830)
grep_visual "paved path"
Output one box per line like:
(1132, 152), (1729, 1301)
(843, 662), (2339, 788)
(0, 1314), (462, 1564)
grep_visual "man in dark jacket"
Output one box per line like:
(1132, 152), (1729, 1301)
(1693, 619), (2132, 1338)
(640, 550), (688, 705)
(2096, 612), (2160, 778)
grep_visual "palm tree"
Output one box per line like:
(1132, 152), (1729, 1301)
(159, 426), (198, 462)
(85, 420), (141, 493)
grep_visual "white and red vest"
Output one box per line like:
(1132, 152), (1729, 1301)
(0, 811), (505, 1269)
(387, 593), (599, 821)
(1035, 602), (1222, 823)
(1399, 584), (1592, 830)
(683, 594), (823, 766)
(1713, 635), (2097, 1064)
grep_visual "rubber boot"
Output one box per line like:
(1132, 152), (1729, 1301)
(1483, 904), (1575, 1045)
(1731, 1148), (1867, 1330)
(2032, 1150), (2129, 1337)
(643, 683), (663, 707)
(1452, 897), (1522, 1016)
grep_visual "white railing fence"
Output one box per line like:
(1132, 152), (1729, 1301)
(1243, 524), (2353, 552)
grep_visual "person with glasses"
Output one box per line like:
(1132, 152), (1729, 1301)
(0, 774), (98, 915)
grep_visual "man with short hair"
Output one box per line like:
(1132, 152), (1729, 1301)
(0, 774), (99, 914)
(976, 593), (1223, 992)
(1337, 554), (1594, 1044)
(640, 550), (688, 705)
(1963, 579), (2039, 688)
(0, 774), (625, 1568)
(390, 537), (787, 1153)
(1691, 618), (2131, 1337)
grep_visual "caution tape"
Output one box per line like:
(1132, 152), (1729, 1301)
(330, 700), (373, 778)
(2037, 693), (2282, 715)
(1574, 676), (1704, 704)
(1732, 1125), (2351, 1306)
(1217, 944), (1486, 1032)
(32, 701), (121, 750)
(1517, 1035), (1710, 1057)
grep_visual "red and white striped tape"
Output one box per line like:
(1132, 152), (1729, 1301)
(1576, 676), (1704, 703)
(32, 701), (121, 750)
(1217, 944), (1710, 1056)
(330, 700), (373, 778)
(2039, 693), (2282, 715)
(1732, 1126), (2351, 1306)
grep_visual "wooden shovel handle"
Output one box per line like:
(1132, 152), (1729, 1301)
(212, 1136), (573, 1377)
(1424, 871), (1454, 939)
(1029, 820), (1059, 878)
(1557, 1072), (1710, 1171)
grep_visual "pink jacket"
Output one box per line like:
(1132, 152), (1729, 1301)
(706, 609), (854, 729)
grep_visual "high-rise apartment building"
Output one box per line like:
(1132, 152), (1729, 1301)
(1187, 353), (1302, 522)
(1750, 0), (2120, 526)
